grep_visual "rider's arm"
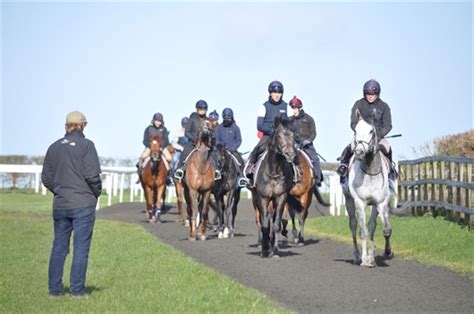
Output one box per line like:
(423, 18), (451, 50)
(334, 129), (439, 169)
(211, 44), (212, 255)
(350, 101), (361, 132)
(378, 105), (392, 138)
(231, 125), (242, 151)
(307, 115), (316, 143)
(184, 118), (196, 143)
(257, 104), (272, 135)
(142, 126), (150, 147)
(161, 128), (170, 147)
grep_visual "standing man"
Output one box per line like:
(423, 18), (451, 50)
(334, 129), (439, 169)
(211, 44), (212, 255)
(42, 111), (102, 297)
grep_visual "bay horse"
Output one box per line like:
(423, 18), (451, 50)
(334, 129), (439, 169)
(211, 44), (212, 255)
(183, 121), (216, 241)
(251, 115), (296, 257)
(139, 135), (169, 223)
(212, 144), (242, 239)
(284, 150), (331, 244)
(343, 114), (395, 267)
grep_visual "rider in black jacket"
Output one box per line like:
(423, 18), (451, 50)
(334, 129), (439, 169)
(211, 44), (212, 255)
(289, 96), (323, 186)
(336, 79), (395, 179)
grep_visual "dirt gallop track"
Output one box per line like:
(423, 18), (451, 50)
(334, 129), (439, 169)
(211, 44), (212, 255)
(97, 199), (472, 313)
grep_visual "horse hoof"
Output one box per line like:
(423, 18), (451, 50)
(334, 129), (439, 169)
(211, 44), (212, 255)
(200, 235), (207, 241)
(184, 220), (190, 227)
(353, 259), (361, 266)
(188, 237), (196, 242)
(218, 232), (224, 239)
(223, 228), (230, 238)
(384, 250), (394, 259)
(281, 230), (288, 237)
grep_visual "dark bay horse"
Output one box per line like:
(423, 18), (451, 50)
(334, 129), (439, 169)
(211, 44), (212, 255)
(139, 136), (168, 223)
(251, 116), (296, 257)
(212, 144), (242, 239)
(183, 121), (216, 241)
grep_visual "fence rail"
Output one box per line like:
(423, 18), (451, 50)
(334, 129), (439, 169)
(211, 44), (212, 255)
(397, 156), (473, 221)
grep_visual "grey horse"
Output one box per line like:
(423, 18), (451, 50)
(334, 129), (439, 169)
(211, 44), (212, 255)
(343, 114), (395, 267)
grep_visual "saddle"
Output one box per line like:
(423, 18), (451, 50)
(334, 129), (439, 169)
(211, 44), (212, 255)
(142, 154), (170, 170)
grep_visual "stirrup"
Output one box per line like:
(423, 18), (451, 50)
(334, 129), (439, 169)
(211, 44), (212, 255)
(174, 169), (184, 179)
(336, 164), (348, 176)
(214, 170), (222, 180)
(238, 177), (249, 188)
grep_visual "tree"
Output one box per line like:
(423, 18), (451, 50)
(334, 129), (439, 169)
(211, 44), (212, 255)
(0, 155), (30, 189)
(434, 130), (474, 157)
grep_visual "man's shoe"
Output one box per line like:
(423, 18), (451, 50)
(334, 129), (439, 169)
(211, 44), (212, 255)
(174, 169), (184, 179)
(336, 164), (348, 176)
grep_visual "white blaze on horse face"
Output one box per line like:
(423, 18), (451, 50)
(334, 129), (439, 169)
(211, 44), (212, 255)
(354, 119), (373, 159)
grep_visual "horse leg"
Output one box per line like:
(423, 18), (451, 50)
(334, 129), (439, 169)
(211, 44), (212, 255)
(154, 184), (166, 223)
(271, 195), (287, 256)
(355, 199), (370, 267)
(345, 194), (360, 265)
(257, 198), (271, 257)
(230, 190), (240, 237)
(253, 195), (262, 247)
(200, 191), (212, 241)
(296, 192), (311, 245)
(187, 190), (198, 241)
(281, 204), (289, 239)
(379, 204), (393, 259)
(222, 191), (234, 239)
(144, 186), (153, 221)
(367, 205), (379, 267)
(175, 181), (185, 222)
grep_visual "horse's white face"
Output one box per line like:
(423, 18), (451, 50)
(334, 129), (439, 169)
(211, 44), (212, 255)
(353, 119), (375, 159)
(150, 139), (161, 160)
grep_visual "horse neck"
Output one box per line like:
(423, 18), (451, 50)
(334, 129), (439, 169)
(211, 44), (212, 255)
(265, 148), (286, 173)
(361, 150), (382, 175)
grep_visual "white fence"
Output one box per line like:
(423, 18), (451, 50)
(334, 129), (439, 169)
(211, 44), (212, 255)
(0, 164), (345, 215)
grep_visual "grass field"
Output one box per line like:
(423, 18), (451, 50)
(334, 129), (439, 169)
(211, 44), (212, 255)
(0, 190), (286, 313)
(305, 212), (473, 275)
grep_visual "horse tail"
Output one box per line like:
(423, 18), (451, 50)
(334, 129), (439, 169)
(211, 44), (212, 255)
(287, 194), (304, 213)
(313, 186), (331, 207)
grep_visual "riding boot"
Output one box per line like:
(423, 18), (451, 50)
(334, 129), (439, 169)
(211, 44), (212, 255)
(174, 144), (193, 179)
(135, 161), (142, 184)
(336, 145), (353, 177)
(386, 148), (398, 180)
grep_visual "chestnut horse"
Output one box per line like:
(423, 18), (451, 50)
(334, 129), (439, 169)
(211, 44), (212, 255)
(139, 136), (168, 223)
(283, 151), (330, 244)
(183, 121), (216, 240)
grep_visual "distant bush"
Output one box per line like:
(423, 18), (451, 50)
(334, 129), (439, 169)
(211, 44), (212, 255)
(434, 129), (474, 158)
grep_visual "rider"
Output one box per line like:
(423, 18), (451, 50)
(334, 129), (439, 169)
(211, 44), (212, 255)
(289, 96), (323, 187)
(170, 116), (189, 179)
(215, 107), (246, 185)
(174, 100), (221, 180)
(243, 80), (291, 185)
(137, 112), (171, 173)
(336, 79), (396, 180)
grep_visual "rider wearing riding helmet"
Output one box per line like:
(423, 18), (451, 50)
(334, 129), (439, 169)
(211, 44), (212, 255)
(171, 116), (190, 178)
(215, 108), (246, 184)
(137, 112), (171, 171)
(289, 96), (323, 187)
(174, 100), (221, 180)
(336, 79), (395, 179)
(243, 80), (292, 185)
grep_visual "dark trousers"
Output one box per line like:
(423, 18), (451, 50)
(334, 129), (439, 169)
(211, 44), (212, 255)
(248, 135), (271, 165)
(302, 144), (322, 183)
(49, 206), (96, 296)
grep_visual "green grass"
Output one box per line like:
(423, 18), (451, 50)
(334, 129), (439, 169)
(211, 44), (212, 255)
(0, 212), (286, 313)
(305, 213), (474, 275)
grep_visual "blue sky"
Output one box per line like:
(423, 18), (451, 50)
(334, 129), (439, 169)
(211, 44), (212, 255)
(1, 1), (472, 162)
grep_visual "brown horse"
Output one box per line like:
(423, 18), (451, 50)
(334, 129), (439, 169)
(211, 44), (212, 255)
(183, 121), (216, 241)
(282, 151), (329, 244)
(139, 136), (169, 223)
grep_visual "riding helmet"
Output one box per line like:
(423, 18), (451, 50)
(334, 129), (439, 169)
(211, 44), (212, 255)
(289, 96), (303, 109)
(152, 112), (163, 122)
(181, 116), (189, 127)
(268, 80), (284, 94)
(363, 79), (381, 96)
(208, 110), (219, 122)
(222, 107), (234, 118)
(195, 100), (208, 110)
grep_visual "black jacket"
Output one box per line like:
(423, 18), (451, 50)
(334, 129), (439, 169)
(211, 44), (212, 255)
(142, 125), (170, 148)
(42, 130), (102, 210)
(292, 110), (316, 145)
(350, 98), (392, 138)
(185, 112), (207, 144)
(257, 98), (288, 136)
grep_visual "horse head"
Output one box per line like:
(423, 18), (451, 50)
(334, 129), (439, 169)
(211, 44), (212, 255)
(149, 135), (162, 161)
(196, 120), (213, 149)
(353, 113), (378, 160)
(271, 115), (296, 163)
